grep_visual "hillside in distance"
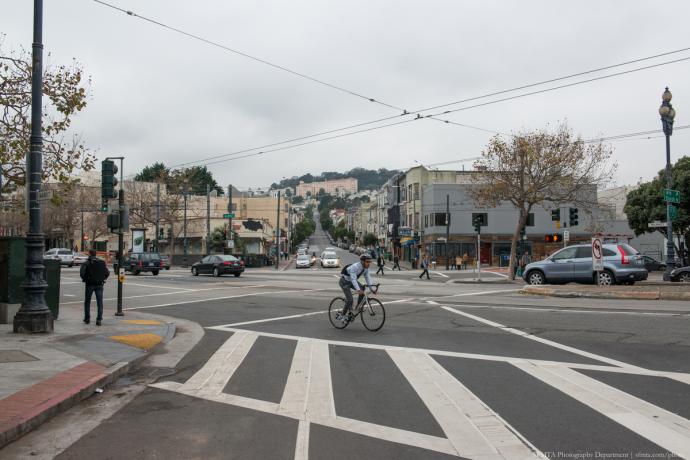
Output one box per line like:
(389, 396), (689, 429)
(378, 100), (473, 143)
(271, 167), (399, 191)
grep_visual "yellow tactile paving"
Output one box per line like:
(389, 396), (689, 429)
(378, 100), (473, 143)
(122, 319), (162, 325)
(110, 333), (162, 350)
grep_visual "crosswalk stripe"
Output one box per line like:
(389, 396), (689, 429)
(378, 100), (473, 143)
(513, 361), (690, 458)
(306, 342), (336, 420)
(180, 331), (257, 396)
(294, 420), (309, 460)
(279, 340), (312, 418)
(389, 350), (542, 459)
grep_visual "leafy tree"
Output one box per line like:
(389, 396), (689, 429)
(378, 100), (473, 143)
(133, 163), (223, 196)
(134, 162), (170, 182)
(1, 40), (94, 192)
(291, 195), (304, 204)
(624, 156), (690, 251)
(472, 124), (615, 280)
(362, 233), (378, 247)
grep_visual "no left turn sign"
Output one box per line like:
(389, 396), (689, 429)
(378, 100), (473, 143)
(592, 237), (604, 271)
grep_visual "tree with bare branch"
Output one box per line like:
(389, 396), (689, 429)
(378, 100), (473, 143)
(471, 123), (616, 280)
(1, 38), (95, 193)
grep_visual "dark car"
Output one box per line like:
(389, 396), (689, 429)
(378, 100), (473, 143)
(642, 255), (666, 272)
(160, 255), (171, 270)
(191, 254), (244, 277)
(669, 265), (690, 283)
(124, 252), (163, 275)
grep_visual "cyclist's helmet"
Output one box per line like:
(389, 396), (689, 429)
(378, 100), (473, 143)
(360, 254), (373, 261)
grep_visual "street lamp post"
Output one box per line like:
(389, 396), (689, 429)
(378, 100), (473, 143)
(659, 87), (676, 281)
(14, 0), (53, 333)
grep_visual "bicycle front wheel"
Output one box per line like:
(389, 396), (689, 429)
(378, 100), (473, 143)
(328, 297), (350, 329)
(360, 298), (386, 331)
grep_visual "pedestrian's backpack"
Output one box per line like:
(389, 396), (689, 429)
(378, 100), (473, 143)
(340, 264), (365, 278)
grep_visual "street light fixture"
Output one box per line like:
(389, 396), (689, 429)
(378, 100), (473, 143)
(659, 87), (676, 281)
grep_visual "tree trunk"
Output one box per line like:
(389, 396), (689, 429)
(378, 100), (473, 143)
(508, 208), (528, 281)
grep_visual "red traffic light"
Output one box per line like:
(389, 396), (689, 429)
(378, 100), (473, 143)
(545, 234), (562, 243)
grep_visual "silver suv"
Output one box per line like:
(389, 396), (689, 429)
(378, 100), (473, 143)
(43, 248), (75, 267)
(523, 243), (647, 286)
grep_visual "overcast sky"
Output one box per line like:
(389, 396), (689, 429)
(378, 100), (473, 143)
(4, 0), (690, 190)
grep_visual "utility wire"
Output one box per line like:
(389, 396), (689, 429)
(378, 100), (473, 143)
(172, 54), (690, 169)
(93, 0), (404, 112)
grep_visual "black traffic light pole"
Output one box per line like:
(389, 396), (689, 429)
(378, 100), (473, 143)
(14, 0), (53, 333)
(105, 156), (125, 316)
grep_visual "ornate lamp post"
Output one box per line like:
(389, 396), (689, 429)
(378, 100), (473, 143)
(14, 0), (54, 333)
(659, 87), (676, 281)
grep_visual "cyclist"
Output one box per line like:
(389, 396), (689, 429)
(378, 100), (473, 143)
(339, 253), (378, 321)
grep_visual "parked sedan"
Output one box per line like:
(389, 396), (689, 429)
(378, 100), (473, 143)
(321, 251), (340, 268)
(124, 252), (163, 275)
(642, 255), (666, 272)
(160, 255), (171, 270)
(73, 252), (89, 265)
(43, 248), (75, 267)
(669, 265), (690, 282)
(523, 243), (647, 286)
(296, 254), (312, 269)
(191, 254), (244, 277)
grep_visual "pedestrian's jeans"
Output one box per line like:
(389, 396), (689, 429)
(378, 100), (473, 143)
(339, 277), (363, 312)
(84, 284), (104, 321)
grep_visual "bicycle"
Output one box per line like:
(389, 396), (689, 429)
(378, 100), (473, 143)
(328, 283), (386, 331)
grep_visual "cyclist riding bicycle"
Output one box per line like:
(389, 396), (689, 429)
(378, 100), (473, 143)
(339, 253), (378, 321)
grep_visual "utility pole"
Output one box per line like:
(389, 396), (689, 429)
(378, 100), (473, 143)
(227, 184), (233, 251)
(659, 87), (677, 281)
(445, 194), (450, 270)
(15, 0), (53, 333)
(80, 210), (85, 251)
(275, 190), (281, 270)
(206, 183), (211, 256)
(155, 182), (160, 252)
(183, 184), (188, 267)
(115, 175), (125, 316)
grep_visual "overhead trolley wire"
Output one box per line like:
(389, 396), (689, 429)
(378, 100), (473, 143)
(93, 0), (404, 112)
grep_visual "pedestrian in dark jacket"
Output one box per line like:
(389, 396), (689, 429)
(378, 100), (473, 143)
(419, 255), (431, 280)
(80, 249), (110, 326)
(392, 254), (401, 270)
(376, 255), (385, 275)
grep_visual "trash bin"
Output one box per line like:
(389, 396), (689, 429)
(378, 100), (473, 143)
(0, 237), (61, 320)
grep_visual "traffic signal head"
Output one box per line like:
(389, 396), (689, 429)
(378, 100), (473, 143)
(158, 228), (164, 239)
(101, 160), (119, 202)
(106, 212), (120, 232)
(551, 209), (560, 221)
(545, 233), (562, 243)
(569, 207), (579, 226)
(472, 216), (482, 233)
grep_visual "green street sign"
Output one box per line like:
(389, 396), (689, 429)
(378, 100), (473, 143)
(223, 213), (235, 219)
(669, 205), (678, 221)
(663, 189), (680, 204)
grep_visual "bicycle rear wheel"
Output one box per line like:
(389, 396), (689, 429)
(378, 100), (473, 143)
(328, 297), (350, 329)
(360, 298), (385, 331)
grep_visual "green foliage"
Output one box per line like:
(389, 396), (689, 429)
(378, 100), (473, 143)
(134, 163), (223, 196)
(291, 217), (316, 247)
(624, 156), (690, 240)
(1, 41), (94, 191)
(362, 233), (378, 246)
(210, 224), (245, 253)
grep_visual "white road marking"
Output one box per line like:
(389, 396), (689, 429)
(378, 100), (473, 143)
(306, 341), (336, 419)
(60, 285), (269, 305)
(513, 362), (690, 458)
(388, 349), (542, 458)
(124, 288), (328, 310)
(430, 271), (449, 278)
(181, 330), (257, 396)
(63, 294), (76, 297)
(441, 306), (646, 371)
(209, 311), (326, 329)
(279, 340), (312, 418)
(125, 282), (196, 291)
(443, 303), (688, 318)
(424, 289), (519, 300)
(294, 420), (309, 460)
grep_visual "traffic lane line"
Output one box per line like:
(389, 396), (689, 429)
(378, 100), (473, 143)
(432, 302), (690, 318)
(422, 288), (520, 301)
(59, 284), (269, 305)
(441, 305), (645, 370)
(123, 288), (329, 311)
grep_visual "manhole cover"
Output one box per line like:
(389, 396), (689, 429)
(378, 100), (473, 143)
(0, 350), (38, 363)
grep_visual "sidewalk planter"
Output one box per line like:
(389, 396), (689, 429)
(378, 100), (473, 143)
(0, 236), (61, 320)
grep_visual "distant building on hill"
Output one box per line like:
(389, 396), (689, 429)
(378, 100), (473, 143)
(295, 177), (357, 197)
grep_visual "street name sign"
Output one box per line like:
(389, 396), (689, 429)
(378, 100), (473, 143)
(591, 237), (604, 271)
(223, 213), (235, 219)
(663, 189), (680, 203)
(648, 221), (667, 228)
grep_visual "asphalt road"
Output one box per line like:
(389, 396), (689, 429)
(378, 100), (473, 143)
(15, 227), (690, 459)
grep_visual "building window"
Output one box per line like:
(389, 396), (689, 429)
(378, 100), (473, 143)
(424, 214), (429, 228)
(472, 212), (488, 226)
(414, 183), (420, 200)
(526, 213), (535, 227)
(434, 213), (447, 226)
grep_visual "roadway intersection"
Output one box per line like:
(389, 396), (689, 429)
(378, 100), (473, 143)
(10, 231), (690, 459)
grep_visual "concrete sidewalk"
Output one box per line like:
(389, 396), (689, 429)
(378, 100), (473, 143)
(522, 283), (690, 300)
(0, 302), (176, 448)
